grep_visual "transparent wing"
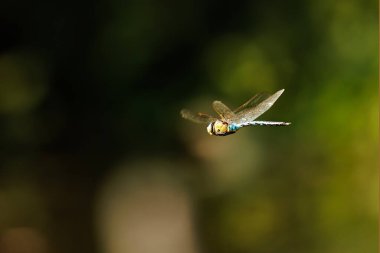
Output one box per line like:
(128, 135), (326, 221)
(180, 109), (216, 124)
(234, 89), (285, 124)
(233, 93), (272, 114)
(212, 101), (235, 121)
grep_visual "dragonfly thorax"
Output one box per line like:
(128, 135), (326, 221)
(207, 120), (236, 136)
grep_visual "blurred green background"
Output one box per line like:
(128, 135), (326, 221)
(0, 0), (377, 253)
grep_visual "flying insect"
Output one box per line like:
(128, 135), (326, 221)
(180, 89), (291, 136)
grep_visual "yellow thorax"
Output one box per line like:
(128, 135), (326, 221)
(213, 120), (228, 134)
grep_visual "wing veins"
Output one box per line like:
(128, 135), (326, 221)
(212, 101), (235, 121)
(235, 89), (285, 123)
(180, 109), (215, 124)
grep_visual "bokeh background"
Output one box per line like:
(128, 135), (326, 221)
(0, 0), (378, 253)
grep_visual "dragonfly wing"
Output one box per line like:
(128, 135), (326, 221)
(235, 89), (285, 124)
(233, 93), (271, 114)
(212, 101), (236, 121)
(180, 109), (216, 124)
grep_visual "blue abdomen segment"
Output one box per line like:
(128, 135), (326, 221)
(228, 124), (240, 132)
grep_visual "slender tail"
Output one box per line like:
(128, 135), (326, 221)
(241, 121), (291, 126)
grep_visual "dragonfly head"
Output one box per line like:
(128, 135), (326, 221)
(207, 120), (229, 136)
(206, 123), (213, 135)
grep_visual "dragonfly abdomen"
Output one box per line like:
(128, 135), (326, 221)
(240, 121), (291, 127)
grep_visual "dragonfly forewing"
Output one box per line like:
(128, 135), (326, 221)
(233, 93), (271, 114)
(234, 89), (285, 124)
(212, 101), (235, 122)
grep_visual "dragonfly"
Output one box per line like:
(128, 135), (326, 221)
(180, 89), (291, 136)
